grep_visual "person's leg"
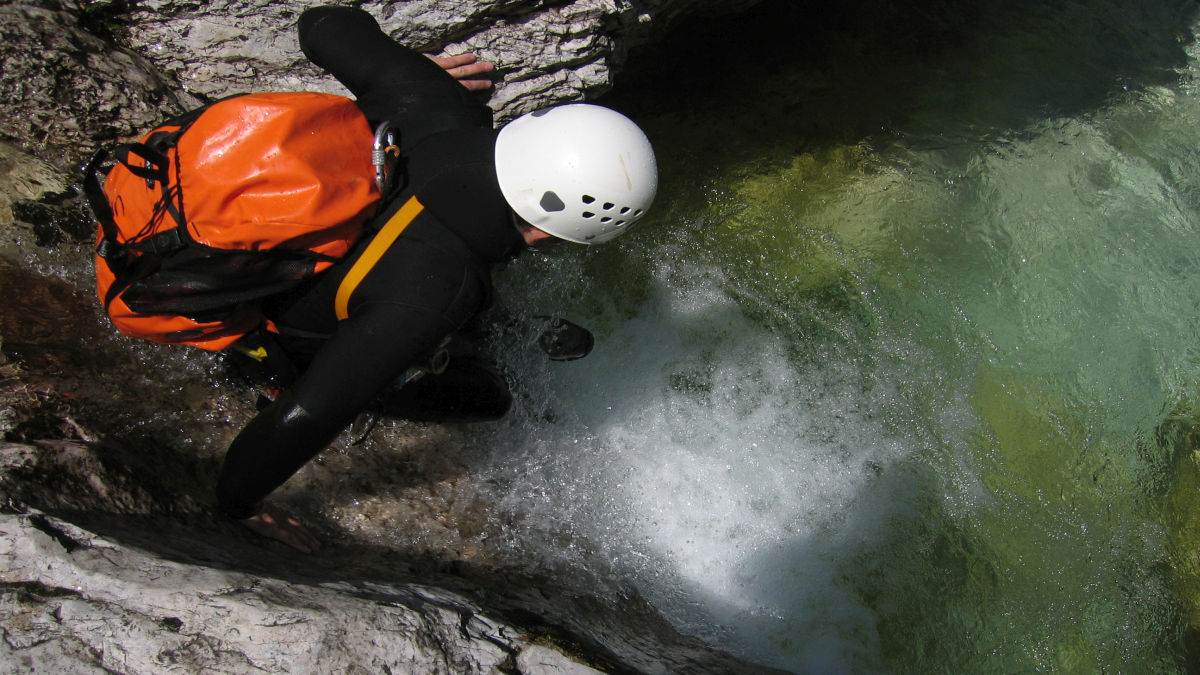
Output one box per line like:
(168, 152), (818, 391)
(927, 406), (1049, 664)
(370, 354), (512, 422)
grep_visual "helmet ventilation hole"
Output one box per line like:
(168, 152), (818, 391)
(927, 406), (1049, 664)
(583, 211), (596, 219)
(539, 191), (566, 212)
(582, 195), (596, 204)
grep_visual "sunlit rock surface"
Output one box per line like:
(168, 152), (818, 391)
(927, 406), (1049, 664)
(0, 2), (201, 169)
(0, 0), (758, 169)
(0, 502), (523, 674)
(124, 0), (759, 121)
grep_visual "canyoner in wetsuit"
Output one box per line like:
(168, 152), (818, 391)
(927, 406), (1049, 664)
(215, 6), (658, 551)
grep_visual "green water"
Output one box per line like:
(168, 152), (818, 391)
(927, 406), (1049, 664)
(487, 0), (1200, 671)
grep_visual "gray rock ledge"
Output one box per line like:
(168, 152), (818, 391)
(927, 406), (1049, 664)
(0, 506), (601, 674)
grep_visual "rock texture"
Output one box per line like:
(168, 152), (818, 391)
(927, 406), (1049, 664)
(122, 0), (758, 121)
(0, 432), (776, 673)
(0, 0), (758, 171)
(0, 2), (201, 170)
(1, 505), (524, 674)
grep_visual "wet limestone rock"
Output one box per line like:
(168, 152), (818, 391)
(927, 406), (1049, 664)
(0, 508), (522, 673)
(0, 1), (200, 169)
(0, 440), (612, 674)
(0, 142), (69, 232)
(0, 0), (759, 168)
(122, 0), (759, 121)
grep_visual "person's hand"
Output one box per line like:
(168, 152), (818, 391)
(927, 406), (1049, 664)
(240, 508), (322, 553)
(427, 52), (495, 91)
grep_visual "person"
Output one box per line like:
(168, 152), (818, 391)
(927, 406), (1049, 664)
(213, 6), (658, 552)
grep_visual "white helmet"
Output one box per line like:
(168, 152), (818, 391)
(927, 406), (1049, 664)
(495, 104), (658, 244)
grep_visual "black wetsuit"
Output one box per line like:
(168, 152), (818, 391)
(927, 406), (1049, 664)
(216, 6), (525, 519)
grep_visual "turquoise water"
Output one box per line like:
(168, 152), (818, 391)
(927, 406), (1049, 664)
(483, 0), (1200, 671)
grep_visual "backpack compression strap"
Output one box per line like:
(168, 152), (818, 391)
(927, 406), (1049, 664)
(83, 141), (183, 262)
(83, 141), (189, 313)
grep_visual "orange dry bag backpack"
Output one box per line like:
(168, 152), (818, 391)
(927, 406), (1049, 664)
(83, 92), (384, 351)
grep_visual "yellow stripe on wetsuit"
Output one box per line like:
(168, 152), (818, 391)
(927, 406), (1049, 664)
(334, 195), (424, 320)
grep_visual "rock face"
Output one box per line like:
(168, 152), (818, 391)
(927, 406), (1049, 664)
(0, 433), (775, 673)
(122, 0), (758, 121)
(1, 0), (759, 171)
(0, 2), (201, 170)
(1, 503), (526, 674)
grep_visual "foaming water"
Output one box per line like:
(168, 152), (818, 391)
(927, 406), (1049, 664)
(482, 258), (965, 671)
(566, 275), (926, 670)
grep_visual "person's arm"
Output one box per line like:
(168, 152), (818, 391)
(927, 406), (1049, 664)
(297, 6), (493, 140)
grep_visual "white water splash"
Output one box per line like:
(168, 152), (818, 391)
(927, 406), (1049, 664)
(482, 261), (932, 671)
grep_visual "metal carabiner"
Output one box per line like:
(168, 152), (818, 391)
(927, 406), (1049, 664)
(372, 121), (401, 194)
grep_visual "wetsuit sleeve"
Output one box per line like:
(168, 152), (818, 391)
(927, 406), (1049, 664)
(215, 302), (460, 519)
(297, 6), (492, 143)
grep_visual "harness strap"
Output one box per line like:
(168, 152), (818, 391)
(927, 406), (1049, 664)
(334, 195), (424, 320)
